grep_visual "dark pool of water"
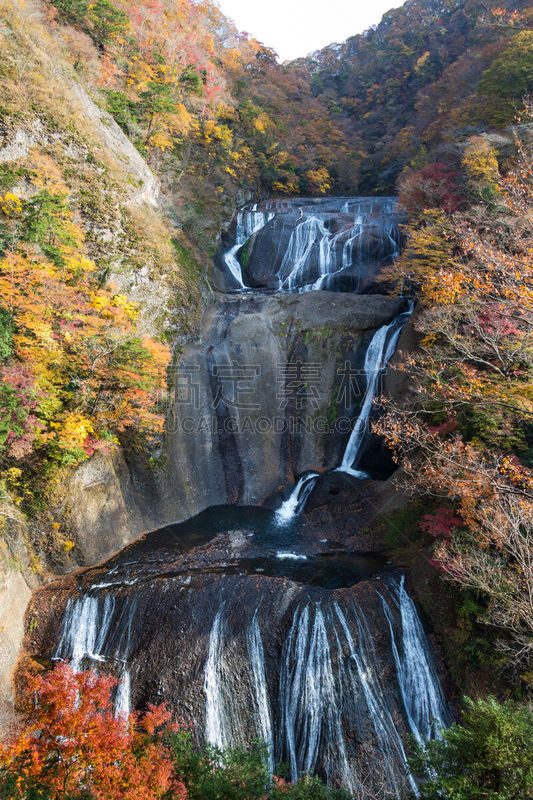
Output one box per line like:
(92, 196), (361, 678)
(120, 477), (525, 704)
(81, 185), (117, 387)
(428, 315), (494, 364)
(98, 505), (385, 589)
(109, 505), (302, 563)
(234, 552), (387, 589)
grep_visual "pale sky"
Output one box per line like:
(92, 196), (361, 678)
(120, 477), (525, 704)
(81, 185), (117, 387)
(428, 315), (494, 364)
(216, 0), (406, 62)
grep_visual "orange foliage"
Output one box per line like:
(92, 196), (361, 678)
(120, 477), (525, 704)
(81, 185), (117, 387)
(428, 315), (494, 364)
(0, 663), (185, 800)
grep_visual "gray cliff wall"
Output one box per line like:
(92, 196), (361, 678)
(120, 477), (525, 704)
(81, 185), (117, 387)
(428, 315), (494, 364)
(163, 291), (407, 519)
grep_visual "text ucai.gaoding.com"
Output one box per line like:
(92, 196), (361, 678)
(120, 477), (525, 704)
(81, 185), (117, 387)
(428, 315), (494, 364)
(168, 415), (362, 436)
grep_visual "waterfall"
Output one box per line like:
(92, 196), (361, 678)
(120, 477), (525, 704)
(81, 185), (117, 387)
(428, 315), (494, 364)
(51, 572), (448, 796)
(220, 197), (402, 293)
(223, 206), (275, 288)
(46, 195), (446, 799)
(333, 601), (418, 797)
(224, 243), (247, 288)
(278, 604), (352, 787)
(247, 609), (274, 773)
(205, 604), (277, 762)
(54, 592), (136, 714)
(277, 587), (437, 797)
(278, 216), (329, 291)
(197, 576), (447, 793)
(277, 302), (412, 521)
(274, 302), (412, 520)
(115, 670), (131, 718)
(380, 577), (450, 743)
(338, 304), (412, 475)
(275, 472), (319, 523)
(55, 594), (114, 670)
(279, 216), (368, 293)
(204, 605), (229, 751)
(221, 198), (409, 517)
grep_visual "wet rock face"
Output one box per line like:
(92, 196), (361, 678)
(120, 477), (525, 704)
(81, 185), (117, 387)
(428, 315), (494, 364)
(163, 292), (408, 520)
(55, 448), (163, 568)
(21, 506), (449, 798)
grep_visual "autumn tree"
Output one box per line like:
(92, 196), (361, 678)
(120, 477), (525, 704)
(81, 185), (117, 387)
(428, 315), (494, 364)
(0, 663), (184, 800)
(0, 181), (169, 502)
(0, 665), (349, 800)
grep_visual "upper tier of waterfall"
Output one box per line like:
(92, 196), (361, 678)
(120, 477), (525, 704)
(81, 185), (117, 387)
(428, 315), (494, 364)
(214, 197), (403, 293)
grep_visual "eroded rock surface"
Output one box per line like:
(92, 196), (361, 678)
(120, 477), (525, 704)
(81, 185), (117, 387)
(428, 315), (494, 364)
(21, 504), (449, 797)
(163, 292), (408, 518)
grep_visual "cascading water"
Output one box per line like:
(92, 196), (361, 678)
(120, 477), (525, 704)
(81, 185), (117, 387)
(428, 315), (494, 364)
(54, 591), (137, 715)
(278, 603), (353, 789)
(338, 303), (413, 476)
(115, 670), (131, 718)
(223, 205), (275, 288)
(247, 608), (275, 773)
(55, 594), (113, 670)
(204, 605), (229, 751)
(44, 542), (448, 797)
(204, 602), (277, 758)
(197, 576), (447, 797)
(332, 602), (418, 797)
(38, 194), (451, 799)
(210, 197), (408, 521)
(278, 216), (329, 291)
(275, 472), (320, 523)
(380, 577), (450, 743)
(219, 197), (402, 293)
(274, 303), (413, 521)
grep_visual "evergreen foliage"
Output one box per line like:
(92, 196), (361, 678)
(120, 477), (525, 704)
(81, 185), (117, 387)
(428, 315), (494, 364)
(412, 697), (533, 800)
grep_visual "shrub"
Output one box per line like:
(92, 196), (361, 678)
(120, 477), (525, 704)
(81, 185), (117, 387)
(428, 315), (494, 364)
(170, 730), (351, 800)
(411, 696), (533, 800)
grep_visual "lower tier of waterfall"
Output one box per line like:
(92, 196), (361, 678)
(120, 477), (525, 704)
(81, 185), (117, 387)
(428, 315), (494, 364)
(26, 505), (449, 799)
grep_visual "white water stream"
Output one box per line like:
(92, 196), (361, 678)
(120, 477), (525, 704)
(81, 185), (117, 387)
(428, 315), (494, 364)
(202, 578), (447, 797)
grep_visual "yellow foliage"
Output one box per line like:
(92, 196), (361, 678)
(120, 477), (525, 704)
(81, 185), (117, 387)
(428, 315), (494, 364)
(29, 152), (69, 194)
(147, 128), (175, 150)
(1, 468), (22, 484)
(0, 193), (22, 216)
(271, 150), (292, 168)
(64, 254), (97, 275)
(112, 293), (138, 320)
(91, 293), (110, 310)
(52, 412), (94, 452)
(462, 136), (499, 190)
(272, 176), (299, 194)
(202, 120), (232, 149)
(254, 113), (270, 134)
(415, 51), (430, 71)
(305, 167), (332, 195)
